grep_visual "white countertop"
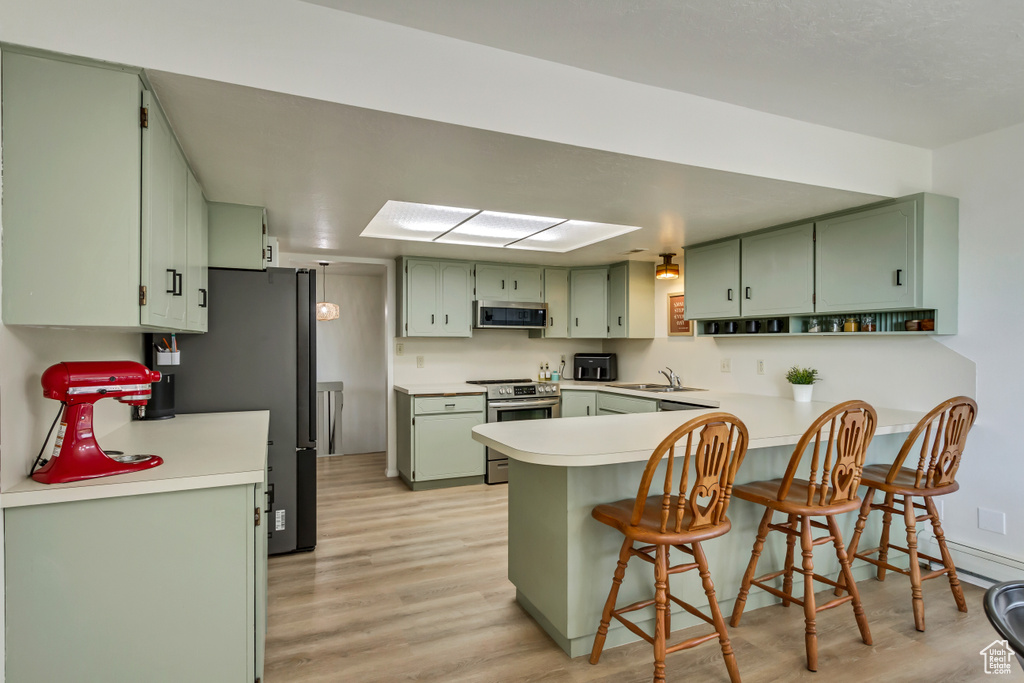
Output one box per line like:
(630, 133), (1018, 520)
(2, 411), (270, 508)
(394, 383), (486, 396)
(473, 393), (924, 467)
(556, 380), (720, 407)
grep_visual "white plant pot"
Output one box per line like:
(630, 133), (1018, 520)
(792, 384), (814, 403)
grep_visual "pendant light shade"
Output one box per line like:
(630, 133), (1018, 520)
(316, 262), (340, 321)
(656, 253), (680, 280)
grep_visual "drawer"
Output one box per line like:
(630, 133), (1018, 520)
(414, 394), (485, 415)
(487, 459), (509, 484)
(596, 392), (658, 414)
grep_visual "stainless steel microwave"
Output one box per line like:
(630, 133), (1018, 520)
(473, 300), (548, 329)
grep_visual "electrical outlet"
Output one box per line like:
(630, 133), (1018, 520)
(395, 342), (404, 356)
(720, 358), (731, 373)
(978, 507), (1006, 534)
(757, 360), (765, 375)
(416, 355), (425, 369)
(561, 354), (566, 363)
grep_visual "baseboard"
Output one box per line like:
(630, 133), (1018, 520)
(920, 533), (1024, 586)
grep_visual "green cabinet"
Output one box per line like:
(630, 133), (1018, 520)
(4, 483), (266, 682)
(475, 263), (543, 302)
(529, 268), (570, 339)
(570, 267), (609, 338)
(396, 392), (486, 489)
(397, 258), (473, 337)
(740, 223), (815, 315)
(596, 392), (658, 415)
(561, 391), (597, 417)
(607, 261), (655, 338)
(1, 48), (207, 331)
(683, 240), (741, 320)
(208, 203), (267, 271)
(185, 170), (209, 332)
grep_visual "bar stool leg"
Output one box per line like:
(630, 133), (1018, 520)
(782, 513), (798, 606)
(590, 537), (633, 664)
(924, 496), (968, 613)
(800, 515), (819, 672)
(730, 507), (773, 627)
(654, 544), (669, 683)
(903, 494), (926, 631)
(876, 492), (896, 581)
(692, 542), (741, 683)
(827, 515), (872, 646)
(836, 488), (875, 597)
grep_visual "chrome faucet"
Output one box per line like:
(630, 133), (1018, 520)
(659, 367), (682, 389)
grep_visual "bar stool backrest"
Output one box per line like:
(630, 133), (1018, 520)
(885, 396), (978, 489)
(778, 401), (878, 507)
(632, 412), (749, 534)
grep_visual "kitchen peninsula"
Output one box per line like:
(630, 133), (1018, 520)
(472, 394), (925, 657)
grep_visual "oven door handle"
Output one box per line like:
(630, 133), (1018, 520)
(489, 398), (560, 409)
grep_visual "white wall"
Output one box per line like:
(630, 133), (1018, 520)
(932, 121), (1024, 567)
(394, 333), (602, 386)
(0, 0), (929, 197)
(316, 272), (386, 455)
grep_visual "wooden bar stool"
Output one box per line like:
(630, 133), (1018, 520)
(589, 412), (749, 683)
(835, 396), (978, 632)
(729, 400), (877, 672)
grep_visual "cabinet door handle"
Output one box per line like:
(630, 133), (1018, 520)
(727, 288), (733, 301)
(514, 280), (518, 290)
(576, 317), (579, 327)
(501, 279), (505, 290)
(745, 287), (751, 299)
(445, 314), (449, 324)
(896, 269), (903, 286)
(199, 288), (208, 308)
(431, 314), (435, 324)
(618, 316), (622, 326)
(174, 271), (183, 296)
(166, 269), (177, 294)
(266, 244), (273, 262)
(586, 406), (590, 416)
(549, 316), (553, 327)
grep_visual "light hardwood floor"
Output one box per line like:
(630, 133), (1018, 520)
(265, 453), (1013, 682)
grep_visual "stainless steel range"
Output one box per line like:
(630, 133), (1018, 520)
(466, 378), (561, 484)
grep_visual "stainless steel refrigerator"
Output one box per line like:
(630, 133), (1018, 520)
(153, 267), (318, 555)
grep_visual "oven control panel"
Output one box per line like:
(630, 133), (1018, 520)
(487, 382), (560, 398)
(513, 385), (536, 396)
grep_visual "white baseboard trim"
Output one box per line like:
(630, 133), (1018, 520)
(920, 533), (1024, 586)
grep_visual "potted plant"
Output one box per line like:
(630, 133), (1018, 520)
(785, 366), (820, 402)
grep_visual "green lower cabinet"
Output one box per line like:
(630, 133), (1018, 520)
(561, 391), (597, 417)
(397, 392), (486, 489)
(595, 392), (658, 415)
(4, 484), (265, 682)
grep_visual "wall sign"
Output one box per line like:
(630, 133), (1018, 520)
(668, 292), (693, 336)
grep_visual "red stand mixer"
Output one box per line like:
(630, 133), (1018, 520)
(32, 361), (165, 484)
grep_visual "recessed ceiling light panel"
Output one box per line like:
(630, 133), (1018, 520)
(435, 211), (564, 247)
(361, 200), (478, 242)
(507, 220), (642, 253)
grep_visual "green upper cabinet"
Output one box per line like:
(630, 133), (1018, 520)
(185, 170), (209, 333)
(397, 258), (473, 337)
(683, 240), (741, 320)
(816, 200), (917, 313)
(208, 203), (267, 271)
(537, 268), (569, 338)
(1, 48), (207, 331)
(570, 267), (609, 338)
(741, 223), (815, 315)
(474, 263), (543, 302)
(607, 261), (655, 338)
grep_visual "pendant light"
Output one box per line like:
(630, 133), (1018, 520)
(656, 253), (679, 280)
(315, 262), (340, 321)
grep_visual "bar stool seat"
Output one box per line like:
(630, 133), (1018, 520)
(589, 412), (750, 683)
(859, 463), (960, 497)
(732, 478), (864, 516)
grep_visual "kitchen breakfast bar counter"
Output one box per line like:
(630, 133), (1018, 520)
(472, 394), (925, 657)
(2, 411), (270, 683)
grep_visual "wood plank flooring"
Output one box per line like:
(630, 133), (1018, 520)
(265, 453), (1014, 682)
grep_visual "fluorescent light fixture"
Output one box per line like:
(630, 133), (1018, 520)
(507, 220), (642, 253)
(435, 211), (564, 247)
(361, 201), (478, 241)
(360, 201), (642, 253)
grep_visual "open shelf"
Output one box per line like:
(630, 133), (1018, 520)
(695, 309), (943, 338)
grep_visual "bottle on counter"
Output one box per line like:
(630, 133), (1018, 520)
(539, 363), (545, 381)
(544, 363), (551, 381)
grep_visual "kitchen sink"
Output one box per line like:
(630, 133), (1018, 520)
(607, 383), (706, 393)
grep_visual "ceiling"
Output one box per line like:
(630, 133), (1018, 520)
(148, 70), (880, 266)
(308, 0), (1024, 148)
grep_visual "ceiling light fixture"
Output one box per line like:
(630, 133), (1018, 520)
(315, 262), (340, 321)
(656, 253), (680, 280)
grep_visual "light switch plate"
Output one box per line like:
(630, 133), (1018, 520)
(395, 342), (404, 356)
(978, 507), (1006, 534)
(721, 358), (731, 373)
(416, 355), (425, 368)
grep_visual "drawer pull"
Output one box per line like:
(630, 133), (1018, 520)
(727, 288), (734, 301)
(745, 287), (751, 299)
(445, 403), (456, 409)
(896, 269), (903, 286)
